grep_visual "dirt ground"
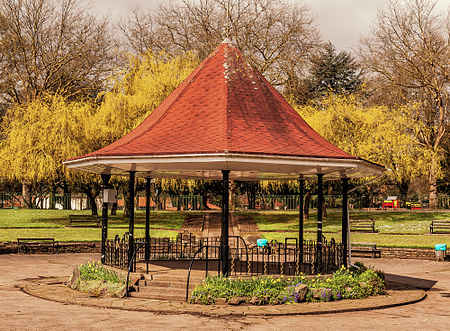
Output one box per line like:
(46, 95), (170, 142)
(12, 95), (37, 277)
(0, 253), (449, 330)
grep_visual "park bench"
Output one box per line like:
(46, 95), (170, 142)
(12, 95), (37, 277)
(17, 238), (55, 253)
(429, 220), (450, 234)
(350, 242), (381, 258)
(350, 219), (377, 233)
(68, 215), (101, 227)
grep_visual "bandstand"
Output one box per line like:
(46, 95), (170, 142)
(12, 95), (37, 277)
(64, 39), (384, 277)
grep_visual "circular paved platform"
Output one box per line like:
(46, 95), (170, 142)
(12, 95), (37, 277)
(22, 276), (426, 317)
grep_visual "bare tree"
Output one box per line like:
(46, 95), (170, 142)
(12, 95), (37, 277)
(119, 0), (321, 87)
(360, 0), (449, 209)
(0, 0), (118, 105)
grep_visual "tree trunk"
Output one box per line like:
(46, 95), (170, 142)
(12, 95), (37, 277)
(397, 180), (409, 207)
(85, 191), (98, 216)
(110, 202), (117, 215)
(304, 191), (311, 220)
(229, 180), (236, 212)
(157, 194), (163, 210)
(22, 182), (32, 209)
(429, 154), (438, 209)
(322, 199), (327, 218)
(328, 186), (335, 208)
(248, 191), (255, 209)
(63, 182), (71, 210)
(247, 184), (256, 209)
(123, 191), (130, 218)
(201, 191), (210, 210)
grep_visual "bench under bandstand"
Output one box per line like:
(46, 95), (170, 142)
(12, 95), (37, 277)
(64, 39), (384, 276)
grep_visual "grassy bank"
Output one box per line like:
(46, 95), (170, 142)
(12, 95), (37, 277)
(244, 210), (450, 234)
(0, 227), (179, 242)
(0, 209), (185, 229)
(0, 209), (448, 248)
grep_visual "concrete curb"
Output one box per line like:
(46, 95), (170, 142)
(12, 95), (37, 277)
(21, 277), (427, 317)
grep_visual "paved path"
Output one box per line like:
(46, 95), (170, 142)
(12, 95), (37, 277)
(0, 254), (449, 330)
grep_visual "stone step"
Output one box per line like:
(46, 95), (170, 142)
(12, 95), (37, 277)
(147, 280), (199, 289)
(150, 274), (204, 283)
(131, 286), (190, 301)
(131, 291), (187, 301)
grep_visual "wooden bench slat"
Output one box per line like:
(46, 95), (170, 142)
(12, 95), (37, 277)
(350, 242), (381, 258)
(430, 220), (450, 234)
(350, 220), (377, 233)
(17, 237), (55, 253)
(69, 215), (101, 227)
(17, 238), (55, 241)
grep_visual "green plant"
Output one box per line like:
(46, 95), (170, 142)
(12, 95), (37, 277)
(78, 261), (124, 284)
(69, 261), (125, 297)
(189, 263), (385, 305)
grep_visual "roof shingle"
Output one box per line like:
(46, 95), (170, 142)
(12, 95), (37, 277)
(76, 40), (356, 160)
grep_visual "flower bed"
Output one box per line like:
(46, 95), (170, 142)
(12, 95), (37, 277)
(68, 261), (125, 297)
(189, 263), (385, 305)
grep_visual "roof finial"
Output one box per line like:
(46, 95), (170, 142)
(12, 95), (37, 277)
(225, 0), (230, 39)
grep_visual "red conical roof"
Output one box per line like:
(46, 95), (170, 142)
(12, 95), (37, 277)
(66, 40), (384, 180)
(81, 40), (355, 160)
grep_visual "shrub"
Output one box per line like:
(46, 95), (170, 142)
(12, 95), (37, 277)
(69, 261), (125, 297)
(189, 263), (385, 305)
(78, 261), (124, 284)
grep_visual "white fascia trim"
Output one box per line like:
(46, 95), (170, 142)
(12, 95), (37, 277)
(64, 152), (377, 170)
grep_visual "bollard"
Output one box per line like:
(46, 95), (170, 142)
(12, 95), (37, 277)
(435, 244), (447, 261)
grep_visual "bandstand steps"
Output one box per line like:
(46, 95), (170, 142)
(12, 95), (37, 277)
(150, 274), (204, 283)
(146, 280), (198, 289)
(129, 275), (204, 301)
(131, 290), (185, 301)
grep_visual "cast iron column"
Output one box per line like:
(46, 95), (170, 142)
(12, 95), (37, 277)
(298, 178), (304, 270)
(145, 177), (151, 262)
(128, 171), (136, 269)
(317, 174), (323, 273)
(101, 174), (111, 264)
(221, 170), (230, 276)
(342, 177), (349, 267)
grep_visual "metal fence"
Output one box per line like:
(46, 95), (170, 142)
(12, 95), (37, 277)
(0, 192), (22, 209)
(104, 231), (344, 276)
(0, 192), (83, 210)
(2, 192), (449, 210)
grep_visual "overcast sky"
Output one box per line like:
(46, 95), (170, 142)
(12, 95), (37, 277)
(89, 0), (449, 52)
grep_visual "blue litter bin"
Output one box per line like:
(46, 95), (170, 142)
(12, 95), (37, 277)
(435, 244), (447, 261)
(257, 239), (268, 247)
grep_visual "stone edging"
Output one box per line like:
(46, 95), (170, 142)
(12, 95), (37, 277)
(0, 242), (100, 255)
(21, 277), (427, 317)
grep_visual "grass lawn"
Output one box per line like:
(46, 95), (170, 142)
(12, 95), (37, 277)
(0, 209), (185, 229)
(0, 227), (179, 242)
(0, 209), (449, 248)
(0, 209), (184, 241)
(242, 210), (450, 234)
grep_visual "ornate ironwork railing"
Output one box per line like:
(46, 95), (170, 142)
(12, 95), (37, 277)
(105, 231), (344, 276)
(105, 233), (130, 269)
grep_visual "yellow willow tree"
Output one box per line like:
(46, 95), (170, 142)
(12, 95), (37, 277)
(0, 51), (200, 212)
(91, 50), (200, 215)
(93, 50), (199, 142)
(0, 94), (103, 211)
(295, 94), (431, 203)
